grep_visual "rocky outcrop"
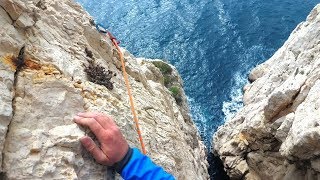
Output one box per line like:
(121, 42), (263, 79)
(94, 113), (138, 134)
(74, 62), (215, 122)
(0, 0), (209, 179)
(213, 4), (320, 180)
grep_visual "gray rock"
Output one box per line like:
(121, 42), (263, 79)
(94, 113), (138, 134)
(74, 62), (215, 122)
(14, 13), (35, 28)
(213, 4), (320, 180)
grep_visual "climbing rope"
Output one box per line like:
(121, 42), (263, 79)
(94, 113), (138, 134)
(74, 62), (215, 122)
(96, 24), (147, 155)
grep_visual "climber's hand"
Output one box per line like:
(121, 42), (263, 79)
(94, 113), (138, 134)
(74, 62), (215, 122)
(74, 112), (129, 166)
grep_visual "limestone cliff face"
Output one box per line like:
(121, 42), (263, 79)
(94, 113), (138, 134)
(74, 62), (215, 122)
(0, 0), (209, 179)
(213, 4), (320, 180)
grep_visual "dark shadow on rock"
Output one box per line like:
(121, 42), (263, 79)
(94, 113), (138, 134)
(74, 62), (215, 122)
(208, 152), (230, 180)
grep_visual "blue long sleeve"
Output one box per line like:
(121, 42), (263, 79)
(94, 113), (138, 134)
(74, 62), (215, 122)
(120, 148), (175, 180)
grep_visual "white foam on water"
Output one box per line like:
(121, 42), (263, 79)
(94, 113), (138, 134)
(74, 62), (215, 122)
(221, 44), (268, 122)
(186, 96), (212, 147)
(213, 0), (233, 35)
(187, 97), (206, 130)
(222, 71), (247, 121)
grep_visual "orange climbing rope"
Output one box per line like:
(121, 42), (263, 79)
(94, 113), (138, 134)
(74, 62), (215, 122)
(96, 24), (147, 155)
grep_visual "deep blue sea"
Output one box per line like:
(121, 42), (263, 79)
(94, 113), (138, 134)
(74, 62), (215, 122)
(76, 0), (319, 149)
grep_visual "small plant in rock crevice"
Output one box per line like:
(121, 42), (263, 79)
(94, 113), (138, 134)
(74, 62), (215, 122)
(84, 60), (115, 90)
(169, 86), (183, 105)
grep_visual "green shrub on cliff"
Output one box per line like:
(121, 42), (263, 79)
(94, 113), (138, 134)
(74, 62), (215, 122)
(169, 86), (180, 96)
(152, 61), (182, 105)
(152, 61), (173, 74)
(169, 86), (182, 105)
(163, 75), (173, 87)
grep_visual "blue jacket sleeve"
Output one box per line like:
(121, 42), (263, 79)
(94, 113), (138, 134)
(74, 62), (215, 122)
(120, 148), (175, 180)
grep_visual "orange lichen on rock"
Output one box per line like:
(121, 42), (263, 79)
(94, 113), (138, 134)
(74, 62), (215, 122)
(1, 54), (18, 71)
(25, 59), (41, 70)
(1, 54), (42, 71)
(1, 53), (63, 85)
(1, 45), (57, 74)
(32, 65), (62, 84)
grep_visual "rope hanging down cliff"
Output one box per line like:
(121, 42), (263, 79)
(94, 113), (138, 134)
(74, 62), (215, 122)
(96, 24), (147, 155)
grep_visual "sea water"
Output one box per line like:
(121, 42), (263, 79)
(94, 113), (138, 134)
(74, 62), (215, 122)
(76, 0), (319, 149)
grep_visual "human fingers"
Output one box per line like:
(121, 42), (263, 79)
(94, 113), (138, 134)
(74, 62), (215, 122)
(77, 112), (99, 118)
(74, 116), (106, 143)
(77, 112), (115, 129)
(80, 136), (111, 165)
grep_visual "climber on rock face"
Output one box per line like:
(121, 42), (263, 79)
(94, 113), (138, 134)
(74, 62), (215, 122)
(74, 112), (175, 180)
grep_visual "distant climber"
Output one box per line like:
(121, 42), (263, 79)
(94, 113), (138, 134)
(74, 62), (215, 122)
(74, 112), (175, 180)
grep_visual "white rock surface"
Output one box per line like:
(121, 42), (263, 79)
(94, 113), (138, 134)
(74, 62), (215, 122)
(213, 4), (320, 180)
(0, 0), (209, 179)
